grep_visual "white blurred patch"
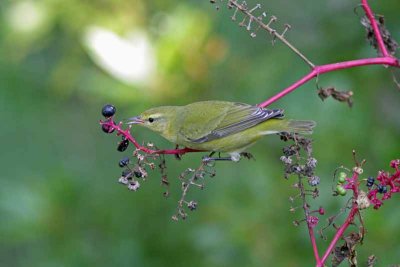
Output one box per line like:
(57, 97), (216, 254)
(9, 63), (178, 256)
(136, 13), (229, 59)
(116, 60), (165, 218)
(84, 26), (156, 85)
(7, 1), (46, 33)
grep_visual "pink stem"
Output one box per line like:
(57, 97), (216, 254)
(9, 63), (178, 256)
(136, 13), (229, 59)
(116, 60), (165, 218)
(361, 0), (389, 57)
(318, 207), (359, 266)
(258, 72), (315, 108)
(308, 227), (320, 264)
(258, 56), (399, 108)
(101, 120), (202, 155)
(318, 172), (360, 266)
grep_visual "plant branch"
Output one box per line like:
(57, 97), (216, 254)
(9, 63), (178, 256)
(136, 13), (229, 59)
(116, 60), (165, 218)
(318, 170), (360, 267)
(298, 175), (321, 263)
(361, 0), (389, 57)
(256, 0), (399, 108)
(227, 0), (315, 68)
(258, 56), (399, 108)
(100, 119), (203, 155)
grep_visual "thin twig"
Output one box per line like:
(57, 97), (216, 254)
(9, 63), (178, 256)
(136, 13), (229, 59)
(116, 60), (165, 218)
(228, 0), (315, 68)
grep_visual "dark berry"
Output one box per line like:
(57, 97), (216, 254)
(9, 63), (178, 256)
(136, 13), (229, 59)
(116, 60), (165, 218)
(119, 157), (130, 167)
(102, 104), (116, 117)
(377, 184), (388, 194)
(101, 123), (115, 133)
(117, 139), (129, 152)
(366, 176), (375, 187)
(134, 170), (142, 178)
(336, 185), (347, 196)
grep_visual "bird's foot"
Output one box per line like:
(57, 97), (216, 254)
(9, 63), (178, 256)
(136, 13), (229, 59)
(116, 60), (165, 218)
(174, 144), (182, 160)
(240, 152), (255, 160)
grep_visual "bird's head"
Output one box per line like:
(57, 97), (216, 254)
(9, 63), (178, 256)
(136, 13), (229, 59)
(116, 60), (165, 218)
(127, 106), (179, 136)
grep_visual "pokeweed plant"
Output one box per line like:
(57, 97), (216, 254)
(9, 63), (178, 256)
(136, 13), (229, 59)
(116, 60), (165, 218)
(99, 0), (399, 266)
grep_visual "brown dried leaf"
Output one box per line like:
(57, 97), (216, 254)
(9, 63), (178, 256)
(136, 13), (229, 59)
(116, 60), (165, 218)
(332, 232), (362, 267)
(317, 87), (353, 107)
(332, 246), (350, 267)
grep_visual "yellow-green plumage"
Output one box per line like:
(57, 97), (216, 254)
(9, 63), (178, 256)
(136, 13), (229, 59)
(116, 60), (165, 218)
(130, 101), (315, 160)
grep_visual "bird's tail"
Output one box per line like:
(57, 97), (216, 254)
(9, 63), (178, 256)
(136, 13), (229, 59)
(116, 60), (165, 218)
(258, 119), (316, 136)
(285, 120), (316, 135)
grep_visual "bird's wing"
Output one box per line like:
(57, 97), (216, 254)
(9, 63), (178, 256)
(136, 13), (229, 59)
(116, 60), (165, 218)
(180, 102), (284, 143)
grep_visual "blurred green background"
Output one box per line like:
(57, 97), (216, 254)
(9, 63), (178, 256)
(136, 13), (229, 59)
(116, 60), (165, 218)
(0, 0), (399, 266)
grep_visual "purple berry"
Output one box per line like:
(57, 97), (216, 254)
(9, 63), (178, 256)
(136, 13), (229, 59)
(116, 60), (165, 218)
(102, 104), (116, 117)
(117, 139), (129, 152)
(119, 157), (130, 167)
(101, 123), (115, 133)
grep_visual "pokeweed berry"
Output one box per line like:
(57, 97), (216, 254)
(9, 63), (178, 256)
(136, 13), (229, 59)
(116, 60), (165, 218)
(101, 123), (115, 133)
(366, 176), (375, 187)
(338, 172), (346, 184)
(336, 185), (347, 196)
(377, 184), (388, 194)
(337, 177), (346, 184)
(119, 157), (130, 167)
(117, 139), (129, 152)
(102, 104), (116, 117)
(134, 170), (142, 178)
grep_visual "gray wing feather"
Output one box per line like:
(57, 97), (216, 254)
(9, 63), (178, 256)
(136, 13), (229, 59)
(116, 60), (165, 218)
(189, 107), (284, 143)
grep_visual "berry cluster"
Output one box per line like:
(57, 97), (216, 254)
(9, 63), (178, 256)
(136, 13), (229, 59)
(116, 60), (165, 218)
(335, 171), (349, 196)
(99, 104), (217, 220)
(100, 104), (165, 192)
(331, 159), (400, 210)
(101, 104), (117, 134)
(367, 159), (400, 209)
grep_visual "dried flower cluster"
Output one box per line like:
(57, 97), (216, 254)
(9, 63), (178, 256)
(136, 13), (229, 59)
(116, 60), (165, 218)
(172, 160), (216, 221)
(278, 133), (324, 232)
(361, 15), (398, 56)
(117, 145), (165, 193)
(279, 133), (319, 186)
(210, 0), (315, 67)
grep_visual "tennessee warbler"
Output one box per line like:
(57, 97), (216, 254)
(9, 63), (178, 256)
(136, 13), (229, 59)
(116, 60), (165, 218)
(128, 101), (315, 161)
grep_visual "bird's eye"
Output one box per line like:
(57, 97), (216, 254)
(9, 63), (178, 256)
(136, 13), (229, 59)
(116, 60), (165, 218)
(148, 117), (154, 123)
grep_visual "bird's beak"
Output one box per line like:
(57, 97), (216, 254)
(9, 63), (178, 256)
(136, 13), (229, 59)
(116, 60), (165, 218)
(126, 116), (144, 125)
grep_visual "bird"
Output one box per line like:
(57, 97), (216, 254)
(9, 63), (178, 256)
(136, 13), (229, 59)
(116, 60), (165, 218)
(127, 100), (315, 161)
